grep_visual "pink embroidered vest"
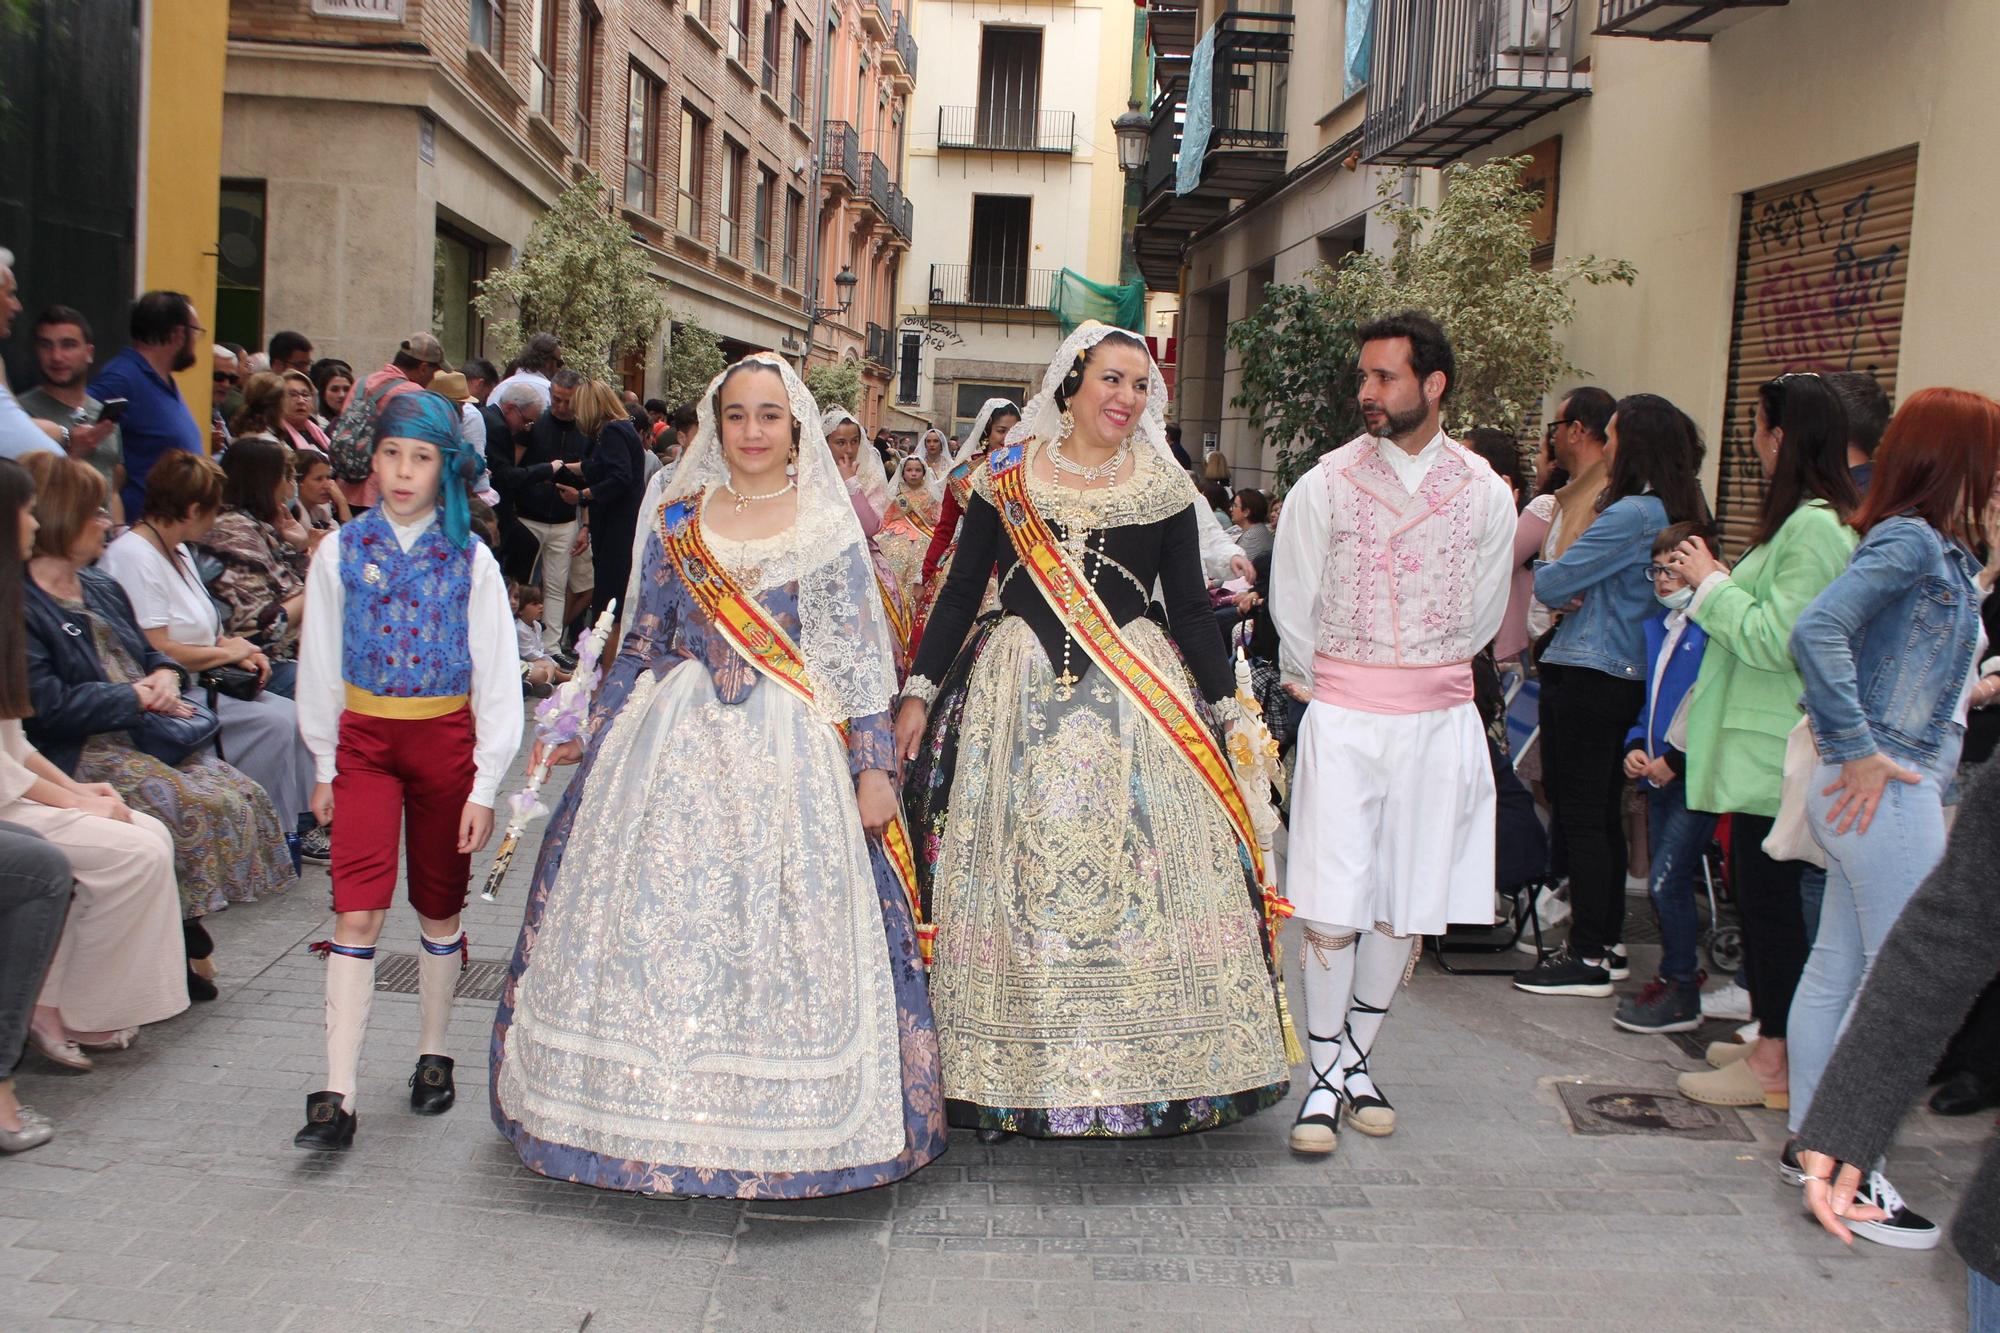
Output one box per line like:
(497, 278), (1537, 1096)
(1315, 435), (1487, 669)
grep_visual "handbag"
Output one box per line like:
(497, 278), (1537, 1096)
(1764, 716), (1827, 869)
(201, 664), (264, 702)
(130, 697), (222, 767)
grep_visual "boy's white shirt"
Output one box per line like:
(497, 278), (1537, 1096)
(296, 508), (525, 808)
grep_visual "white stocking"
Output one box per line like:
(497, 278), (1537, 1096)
(323, 948), (376, 1111)
(1336, 930), (1416, 1104)
(1297, 921), (1358, 1121)
(417, 931), (464, 1058)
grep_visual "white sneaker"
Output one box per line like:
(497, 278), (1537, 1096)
(1734, 1019), (1760, 1043)
(1700, 981), (1753, 1021)
(1848, 1171), (1942, 1251)
(1625, 873), (1650, 897)
(1513, 887), (1572, 953)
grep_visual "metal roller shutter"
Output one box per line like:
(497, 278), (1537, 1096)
(1715, 145), (1918, 556)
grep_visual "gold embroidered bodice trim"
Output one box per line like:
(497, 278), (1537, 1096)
(971, 440), (1196, 531)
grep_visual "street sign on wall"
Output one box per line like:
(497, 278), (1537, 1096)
(311, 0), (407, 19)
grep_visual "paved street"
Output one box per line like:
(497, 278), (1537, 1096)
(1, 740), (1981, 1333)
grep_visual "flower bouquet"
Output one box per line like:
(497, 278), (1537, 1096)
(478, 599), (619, 905)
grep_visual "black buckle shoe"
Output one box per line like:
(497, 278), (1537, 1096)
(1930, 1070), (2000, 1117)
(409, 1055), (456, 1115)
(294, 1091), (357, 1149)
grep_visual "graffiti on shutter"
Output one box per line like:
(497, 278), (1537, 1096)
(1716, 146), (1916, 556)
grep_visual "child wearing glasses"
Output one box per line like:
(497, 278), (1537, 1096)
(1612, 521), (1720, 1034)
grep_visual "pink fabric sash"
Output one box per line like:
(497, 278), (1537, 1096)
(1313, 655), (1473, 715)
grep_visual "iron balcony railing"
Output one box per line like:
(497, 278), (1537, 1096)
(928, 263), (1057, 311)
(862, 151), (894, 217)
(893, 15), (918, 78)
(1206, 11), (1292, 152)
(820, 120), (860, 183)
(888, 183), (914, 240)
(1143, 85), (1183, 200)
(865, 322), (895, 368)
(861, 0), (890, 35)
(1595, 0), (1787, 40)
(937, 105), (1076, 154)
(1362, 0), (1592, 166)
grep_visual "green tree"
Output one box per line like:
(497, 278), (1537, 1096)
(474, 170), (666, 378)
(661, 316), (726, 409)
(1229, 156), (1636, 491)
(804, 358), (864, 415)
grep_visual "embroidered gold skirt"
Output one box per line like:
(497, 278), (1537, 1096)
(925, 614), (1288, 1135)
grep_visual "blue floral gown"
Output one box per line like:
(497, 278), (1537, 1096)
(491, 521), (946, 1197)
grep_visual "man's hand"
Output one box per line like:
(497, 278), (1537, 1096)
(1644, 756), (1676, 787)
(1622, 749), (1650, 780)
(556, 483), (581, 505)
(458, 801), (495, 854)
(310, 782), (335, 826)
(68, 419), (117, 459)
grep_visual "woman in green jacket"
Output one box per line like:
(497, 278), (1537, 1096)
(1663, 374), (1858, 1111)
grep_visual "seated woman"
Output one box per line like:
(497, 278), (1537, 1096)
(197, 436), (315, 698)
(229, 371), (288, 448)
(20, 455), (292, 994)
(278, 370), (332, 457)
(0, 460), (185, 1068)
(0, 824), (69, 1153)
(293, 446), (350, 531)
(97, 450), (324, 862)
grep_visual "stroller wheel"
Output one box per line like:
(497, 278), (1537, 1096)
(1707, 926), (1744, 975)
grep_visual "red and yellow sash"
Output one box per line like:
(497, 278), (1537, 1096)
(659, 498), (932, 965)
(987, 446), (1281, 920)
(876, 567), (913, 660)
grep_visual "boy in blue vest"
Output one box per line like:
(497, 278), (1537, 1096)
(1611, 521), (1717, 1035)
(292, 390), (523, 1149)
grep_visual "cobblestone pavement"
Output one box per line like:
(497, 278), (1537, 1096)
(1, 741), (1982, 1332)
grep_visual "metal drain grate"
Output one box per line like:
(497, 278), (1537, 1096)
(372, 954), (512, 1002)
(1555, 1082), (1753, 1141)
(1665, 1018), (1748, 1062)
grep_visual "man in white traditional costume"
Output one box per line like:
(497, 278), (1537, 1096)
(1270, 311), (1516, 1156)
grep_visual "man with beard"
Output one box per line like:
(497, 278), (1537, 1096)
(1270, 310), (1516, 1159)
(90, 291), (208, 517)
(20, 307), (124, 506)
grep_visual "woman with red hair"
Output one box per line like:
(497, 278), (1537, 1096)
(1782, 385), (2000, 1249)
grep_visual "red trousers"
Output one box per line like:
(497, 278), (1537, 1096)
(330, 706), (475, 918)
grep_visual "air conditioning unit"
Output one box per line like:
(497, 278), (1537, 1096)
(1498, 0), (1561, 55)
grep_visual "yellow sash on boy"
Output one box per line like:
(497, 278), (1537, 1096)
(659, 497), (932, 965)
(986, 443), (1274, 904)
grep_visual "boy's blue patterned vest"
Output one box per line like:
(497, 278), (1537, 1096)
(338, 508), (473, 699)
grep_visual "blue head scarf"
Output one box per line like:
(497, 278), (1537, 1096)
(374, 389), (474, 549)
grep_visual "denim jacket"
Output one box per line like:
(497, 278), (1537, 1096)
(1792, 515), (1984, 769)
(1533, 494), (1668, 680)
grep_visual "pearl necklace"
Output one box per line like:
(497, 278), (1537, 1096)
(1051, 442), (1128, 485)
(722, 476), (797, 512)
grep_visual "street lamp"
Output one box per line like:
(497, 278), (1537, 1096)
(1112, 101), (1151, 174)
(832, 264), (859, 313)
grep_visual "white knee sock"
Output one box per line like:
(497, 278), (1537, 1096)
(417, 931), (464, 1058)
(1336, 931), (1417, 1104)
(1297, 920), (1358, 1121)
(323, 947), (376, 1111)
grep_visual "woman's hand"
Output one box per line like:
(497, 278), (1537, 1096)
(218, 635), (259, 665)
(1798, 1150), (1888, 1244)
(457, 801), (495, 854)
(78, 782), (125, 805)
(1233, 589), (1262, 614)
(1970, 674), (2000, 711)
(1282, 681), (1311, 703)
(855, 769), (896, 838)
(275, 510), (310, 552)
(74, 791), (132, 823)
(893, 698), (928, 764)
(531, 739), (584, 770)
(1667, 534), (1725, 587)
(1821, 752), (1921, 836)
(1229, 554), (1256, 584)
(242, 650), (272, 684)
(302, 524), (331, 554)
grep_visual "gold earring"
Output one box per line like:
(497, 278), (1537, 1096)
(1057, 408), (1075, 442)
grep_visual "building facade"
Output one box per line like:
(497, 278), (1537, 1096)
(1140, 0), (2000, 522)
(899, 0), (1138, 445)
(807, 0), (917, 432)
(223, 0), (823, 392)
(2, 0), (230, 424)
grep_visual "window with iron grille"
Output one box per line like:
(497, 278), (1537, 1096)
(762, 0), (785, 95)
(572, 4), (600, 160)
(527, 0), (558, 118)
(790, 29), (810, 123)
(624, 66), (660, 213)
(470, 0), (504, 59)
(678, 105), (709, 238)
(898, 331), (921, 403)
(719, 139), (746, 257)
(754, 167), (776, 273)
(783, 187), (803, 287)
